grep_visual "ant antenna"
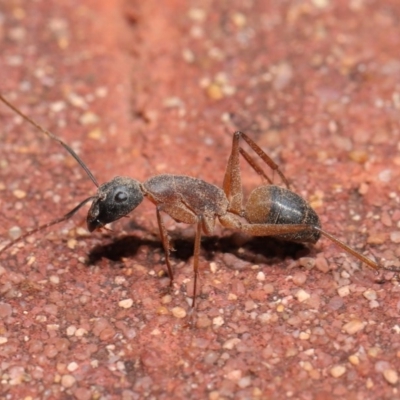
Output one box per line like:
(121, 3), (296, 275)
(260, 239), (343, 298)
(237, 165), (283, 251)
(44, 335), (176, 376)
(0, 93), (101, 254)
(0, 93), (99, 188)
(0, 196), (95, 255)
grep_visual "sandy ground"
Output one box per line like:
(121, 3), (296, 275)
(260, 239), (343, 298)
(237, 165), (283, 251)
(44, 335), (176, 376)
(1, 0), (400, 399)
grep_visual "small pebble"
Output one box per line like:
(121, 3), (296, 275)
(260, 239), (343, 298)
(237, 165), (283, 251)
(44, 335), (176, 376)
(238, 376), (251, 389)
(223, 338), (241, 349)
(383, 368), (398, 385)
(328, 296), (344, 310)
(88, 128), (103, 140)
(359, 182), (369, 195)
(256, 271), (265, 281)
(378, 169), (391, 183)
(366, 378), (374, 389)
(74, 387), (92, 400)
(390, 231), (400, 244)
(381, 211), (393, 227)
(67, 239), (77, 249)
(188, 7), (206, 22)
(342, 319), (365, 335)
(171, 307), (186, 319)
(157, 306), (169, 315)
(299, 257), (315, 270)
(68, 92), (86, 108)
(330, 365), (346, 378)
(315, 256), (330, 273)
(182, 48), (195, 63)
(369, 300), (380, 309)
(295, 289), (310, 302)
(8, 226), (22, 240)
(263, 283), (274, 294)
(0, 302), (12, 318)
(50, 100), (66, 113)
(13, 189), (26, 199)
(349, 150), (368, 164)
(114, 276), (126, 285)
(209, 391), (220, 400)
(49, 275), (60, 284)
(161, 294), (172, 304)
(61, 374), (76, 388)
(67, 362), (78, 372)
(206, 83), (224, 100)
(75, 328), (87, 337)
(225, 369), (242, 381)
(337, 285), (350, 297)
(209, 262), (218, 273)
(232, 12), (247, 28)
(348, 354), (360, 365)
(213, 316), (224, 327)
(369, 347), (381, 358)
(363, 289), (377, 301)
(118, 299), (133, 309)
(367, 232), (387, 244)
(293, 272), (307, 285)
(66, 326), (76, 336)
(299, 331), (310, 340)
(79, 111), (99, 125)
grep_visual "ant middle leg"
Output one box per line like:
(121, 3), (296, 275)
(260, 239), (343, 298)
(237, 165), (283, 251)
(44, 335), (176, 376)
(156, 207), (175, 285)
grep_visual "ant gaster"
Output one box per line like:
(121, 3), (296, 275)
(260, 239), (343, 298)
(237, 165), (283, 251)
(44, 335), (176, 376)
(0, 94), (397, 308)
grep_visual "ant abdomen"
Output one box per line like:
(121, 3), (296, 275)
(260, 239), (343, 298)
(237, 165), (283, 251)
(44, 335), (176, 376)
(244, 185), (321, 244)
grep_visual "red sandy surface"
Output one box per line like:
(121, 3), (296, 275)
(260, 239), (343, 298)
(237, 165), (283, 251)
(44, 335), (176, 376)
(1, 0), (400, 399)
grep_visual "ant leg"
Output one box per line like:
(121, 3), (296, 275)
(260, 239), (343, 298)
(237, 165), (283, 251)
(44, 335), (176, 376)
(223, 131), (290, 215)
(223, 132), (243, 214)
(242, 222), (387, 272)
(240, 222), (312, 237)
(156, 207), (174, 285)
(219, 212), (310, 236)
(316, 227), (400, 272)
(191, 216), (203, 308)
(238, 131), (290, 189)
(220, 214), (392, 273)
(239, 147), (274, 185)
(315, 228), (379, 270)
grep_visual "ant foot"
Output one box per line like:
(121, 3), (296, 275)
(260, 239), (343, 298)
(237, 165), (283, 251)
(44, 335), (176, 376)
(374, 269), (398, 284)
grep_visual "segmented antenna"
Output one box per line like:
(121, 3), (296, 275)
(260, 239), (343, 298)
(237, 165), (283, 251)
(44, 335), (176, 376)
(0, 93), (99, 188)
(0, 93), (100, 254)
(0, 197), (95, 255)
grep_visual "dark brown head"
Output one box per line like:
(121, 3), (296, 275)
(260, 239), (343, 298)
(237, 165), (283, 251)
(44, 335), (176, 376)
(87, 176), (144, 231)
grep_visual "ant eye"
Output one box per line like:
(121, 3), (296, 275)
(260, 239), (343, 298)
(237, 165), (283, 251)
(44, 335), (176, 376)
(114, 191), (128, 203)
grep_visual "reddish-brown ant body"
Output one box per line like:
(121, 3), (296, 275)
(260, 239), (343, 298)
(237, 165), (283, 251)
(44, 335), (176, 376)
(0, 94), (396, 307)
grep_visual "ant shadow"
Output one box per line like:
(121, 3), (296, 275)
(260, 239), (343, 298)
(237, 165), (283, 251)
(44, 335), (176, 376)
(86, 227), (311, 270)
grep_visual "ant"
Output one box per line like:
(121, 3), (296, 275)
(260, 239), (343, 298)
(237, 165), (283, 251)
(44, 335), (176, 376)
(0, 93), (397, 308)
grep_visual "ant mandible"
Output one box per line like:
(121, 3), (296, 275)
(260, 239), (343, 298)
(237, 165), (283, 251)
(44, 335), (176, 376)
(0, 93), (397, 308)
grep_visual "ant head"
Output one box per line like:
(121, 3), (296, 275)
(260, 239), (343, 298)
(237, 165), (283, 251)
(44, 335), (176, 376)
(87, 176), (143, 232)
